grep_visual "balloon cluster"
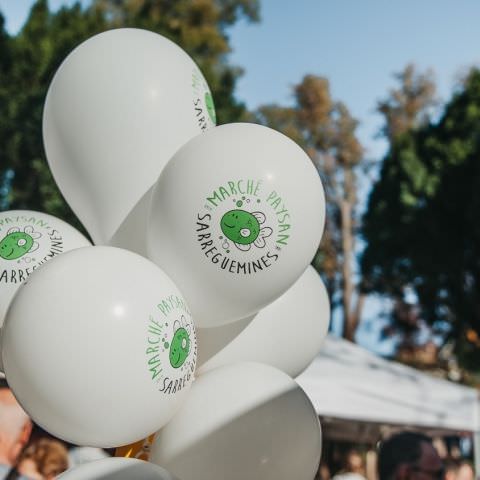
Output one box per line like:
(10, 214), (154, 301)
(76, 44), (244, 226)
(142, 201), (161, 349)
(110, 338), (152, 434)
(0, 29), (329, 480)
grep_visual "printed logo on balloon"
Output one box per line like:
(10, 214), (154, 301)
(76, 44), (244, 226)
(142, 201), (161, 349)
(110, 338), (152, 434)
(192, 67), (216, 131)
(0, 227), (40, 260)
(0, 214), (66, 285)
(196, 179), (291, 275)
(145, 294), (197, 395)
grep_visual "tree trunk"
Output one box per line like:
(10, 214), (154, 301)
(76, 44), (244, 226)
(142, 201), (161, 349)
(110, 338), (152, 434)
(341, 198), (354, 339)
(345, 291), (366, 341)
(341, 167), (365, 341)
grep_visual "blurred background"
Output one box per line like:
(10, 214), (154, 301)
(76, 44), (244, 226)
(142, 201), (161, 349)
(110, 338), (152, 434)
(1, 1), (480, 478)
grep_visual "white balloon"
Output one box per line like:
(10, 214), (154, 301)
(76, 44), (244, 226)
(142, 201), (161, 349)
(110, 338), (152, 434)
(195, 315), (253, 367)
(197, 266), (330, 377)
(59, 458), (178, 480)
(1, 246), (197, 447)
(0, 210), (90, 328)
(150, 362), (321, 480)
(147, 123), (325, 327)
(43, 28), (216, 249)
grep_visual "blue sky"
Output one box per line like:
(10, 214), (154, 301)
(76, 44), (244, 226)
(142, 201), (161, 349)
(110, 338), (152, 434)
(2, 0), (480, 353)
(228, 0), (480, 159)
(3, 1), (480, 159)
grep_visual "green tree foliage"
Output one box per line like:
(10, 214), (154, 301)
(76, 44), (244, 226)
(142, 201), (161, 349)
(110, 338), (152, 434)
(377, 63), (436, 141)
(254, 75), (365, 339)
(93, 0), (259, 123)
(0, 0), (259, 226)
(362, 67), (480, 368)
(0, 1), (106, 227)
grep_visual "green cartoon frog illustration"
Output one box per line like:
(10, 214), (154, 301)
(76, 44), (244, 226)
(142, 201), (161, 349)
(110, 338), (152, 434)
(169, 316), (191, 368)
(205, 92), (216, 124)
(0, 226), (41, 260)
(220, 209), (273, 252)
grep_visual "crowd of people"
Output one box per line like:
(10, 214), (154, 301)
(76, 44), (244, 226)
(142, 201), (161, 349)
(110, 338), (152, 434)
(0, 379), (476, 480)
(319, 432), (475, 480)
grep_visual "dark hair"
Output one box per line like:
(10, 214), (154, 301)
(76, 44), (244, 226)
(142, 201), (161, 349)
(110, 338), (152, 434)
(444, 458), (460, 474)
(378, 431), (433, 480)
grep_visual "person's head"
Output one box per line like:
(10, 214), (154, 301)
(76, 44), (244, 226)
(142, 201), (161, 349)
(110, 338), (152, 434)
(315, 461), (331, 480)
(18, 437), (69, 479)
(344, 449), (365, 475)
(444, 459), (459, 480)
(318, 461), (331, 480)
(378, 432), (443, 480)
(456, 462), (474, 480)
(0, 387), (32, 466)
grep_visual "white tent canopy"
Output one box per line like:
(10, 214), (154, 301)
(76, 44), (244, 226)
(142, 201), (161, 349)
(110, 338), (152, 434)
(296, 335), (479, 435)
